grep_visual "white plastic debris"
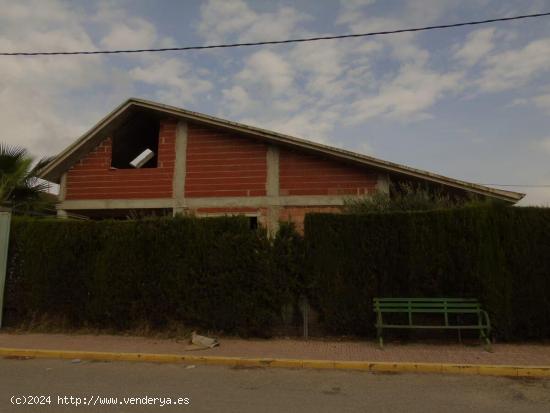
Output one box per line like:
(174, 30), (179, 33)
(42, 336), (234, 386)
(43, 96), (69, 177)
(130, 149), (154, 168)
(191, 331), (219, 349)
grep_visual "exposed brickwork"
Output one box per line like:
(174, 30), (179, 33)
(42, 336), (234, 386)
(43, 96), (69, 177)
(185, 123), (267, 198)
(280, 206), (343, 233)
(279, 147), (378, 196)
(65, 119), (176, 200)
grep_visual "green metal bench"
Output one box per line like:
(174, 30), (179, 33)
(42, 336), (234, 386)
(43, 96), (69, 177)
(373, 298), (491, 350)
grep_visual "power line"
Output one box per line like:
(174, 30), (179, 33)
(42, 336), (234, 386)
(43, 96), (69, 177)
(477, 184), (550, 188)
(1, 12), (549, 56)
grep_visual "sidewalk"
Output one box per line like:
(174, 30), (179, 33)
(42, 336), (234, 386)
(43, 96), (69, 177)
(1, 332), (549, 366)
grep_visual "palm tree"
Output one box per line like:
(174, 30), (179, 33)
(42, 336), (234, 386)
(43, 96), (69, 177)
(0, 143), (54, 213)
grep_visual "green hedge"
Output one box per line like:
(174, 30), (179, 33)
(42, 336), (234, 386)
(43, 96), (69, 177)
(6, 216), (283, 335)
(304, 206), (550, 340)
(7, 206), (550, 340)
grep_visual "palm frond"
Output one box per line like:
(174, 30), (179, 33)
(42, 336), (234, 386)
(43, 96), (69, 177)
(30, 156), (55, 176)
(0, 143), (28, 174)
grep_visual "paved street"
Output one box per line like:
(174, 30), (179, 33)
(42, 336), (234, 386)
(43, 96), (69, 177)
(1, 358), (550, 412)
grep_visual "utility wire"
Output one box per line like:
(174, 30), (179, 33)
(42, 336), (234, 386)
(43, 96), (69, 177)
(476, 184), (550, 188)
(1, 12), (549, 56)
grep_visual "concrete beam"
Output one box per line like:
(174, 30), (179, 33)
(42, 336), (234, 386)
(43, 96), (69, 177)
(266, 146), (279, 197)
(58, 173), (67, 202)
(376, 173), (390, 194)
(57, 195), (351, 211)
(266, 145), (280, 235)
(58, 199), (174, 210)
(185, 195), (348, 208)
(173, 120), (188, 216)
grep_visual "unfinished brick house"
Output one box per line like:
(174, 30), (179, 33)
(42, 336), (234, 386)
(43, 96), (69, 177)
(39, 98), (523, 232)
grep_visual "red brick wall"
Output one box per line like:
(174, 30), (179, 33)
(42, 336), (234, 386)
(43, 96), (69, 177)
(279, 147), (377, 196)
(65, 119), (176, 200)
(185, 123), (267, 198)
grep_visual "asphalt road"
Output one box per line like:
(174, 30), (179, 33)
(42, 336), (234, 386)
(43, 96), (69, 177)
(1, 358), (550, 412)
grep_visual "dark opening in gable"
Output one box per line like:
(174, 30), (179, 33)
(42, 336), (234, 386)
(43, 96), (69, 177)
(111, 113), (159, 169)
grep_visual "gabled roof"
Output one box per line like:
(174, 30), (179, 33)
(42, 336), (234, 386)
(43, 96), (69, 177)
(39, 97), (524, 203)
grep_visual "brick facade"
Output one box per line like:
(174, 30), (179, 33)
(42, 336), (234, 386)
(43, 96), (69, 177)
(279, 147), (377, 196)
(62, 117), (383, 230)
(185, 123), (267, 198)
(65, 119), (176, 200)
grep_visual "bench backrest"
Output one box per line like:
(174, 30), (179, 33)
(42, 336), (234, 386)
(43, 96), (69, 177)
(373, 298), (482, 313)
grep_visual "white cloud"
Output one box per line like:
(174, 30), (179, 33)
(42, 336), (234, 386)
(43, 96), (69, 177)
(0, 0), (178, 158)
(517, 186), (550, 207)
(100, 21), (158, 50)
(235, 50), (294, 95)
(94, 2), (175, 50)
(533, 93), (550, 114)
(539, 137), (550, 154)
(221, 85), (252, 114)
(130, 58), (213, 105)
(0, 0), (109, 157)
(477, 38), (550, 92)
(198, 0), (309, 42)
(350, 64), (463, 122)
(336, 0), (376, 25)
(454, 28), (496, 66)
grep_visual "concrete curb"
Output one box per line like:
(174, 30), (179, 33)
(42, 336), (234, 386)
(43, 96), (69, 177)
(1, 347), (549, 377)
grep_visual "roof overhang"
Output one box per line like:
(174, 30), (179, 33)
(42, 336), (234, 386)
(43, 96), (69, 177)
(39, 98), (524, 204)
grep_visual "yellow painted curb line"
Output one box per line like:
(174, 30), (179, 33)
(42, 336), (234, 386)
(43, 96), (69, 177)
(0, 347), (549, 378)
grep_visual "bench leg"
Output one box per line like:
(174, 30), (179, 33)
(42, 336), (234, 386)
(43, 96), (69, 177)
(377, 328), (384, 349)
(480, 330), (492, 352)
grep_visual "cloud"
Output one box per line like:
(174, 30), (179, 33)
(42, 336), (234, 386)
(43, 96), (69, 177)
(539, 137), (550, 154)
(130, 57), (213, 105)
(517, 186), (550, 207)
(0, 0), (109, 156)
(533, 93), (550, 114)
(336, 0), (377, 25)
(221, 85), (252, 114)
(235, 50), (294, 95)
(0, 0), (178, 158)
(94, 2), (175, 50)
(198, 0), (309, 42)
(454, 28), (496, 66)
(477, 38), (550, 92)
(350, 64), (463, 123)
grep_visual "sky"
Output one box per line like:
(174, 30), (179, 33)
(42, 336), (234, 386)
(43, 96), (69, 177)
(0, 0), (549, 205)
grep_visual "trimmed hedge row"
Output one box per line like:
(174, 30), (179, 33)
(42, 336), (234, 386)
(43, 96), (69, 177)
(304, 206), (550, 340)
(6, 217), (291, 335)
(6, 206), (550, 340)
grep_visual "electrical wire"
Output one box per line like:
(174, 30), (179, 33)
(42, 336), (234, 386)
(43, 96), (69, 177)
(475, 184), (550, 188)
(1, 12), (549, 56)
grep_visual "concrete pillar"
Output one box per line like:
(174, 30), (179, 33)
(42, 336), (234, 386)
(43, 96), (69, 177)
(57, 173), (69, 218)
(376, 173), (390, 195)
(0, 208), (11, 327)
(266, 145), (280, 236)
(172, 120), (188, 216)
(57, 209), (69, 218)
